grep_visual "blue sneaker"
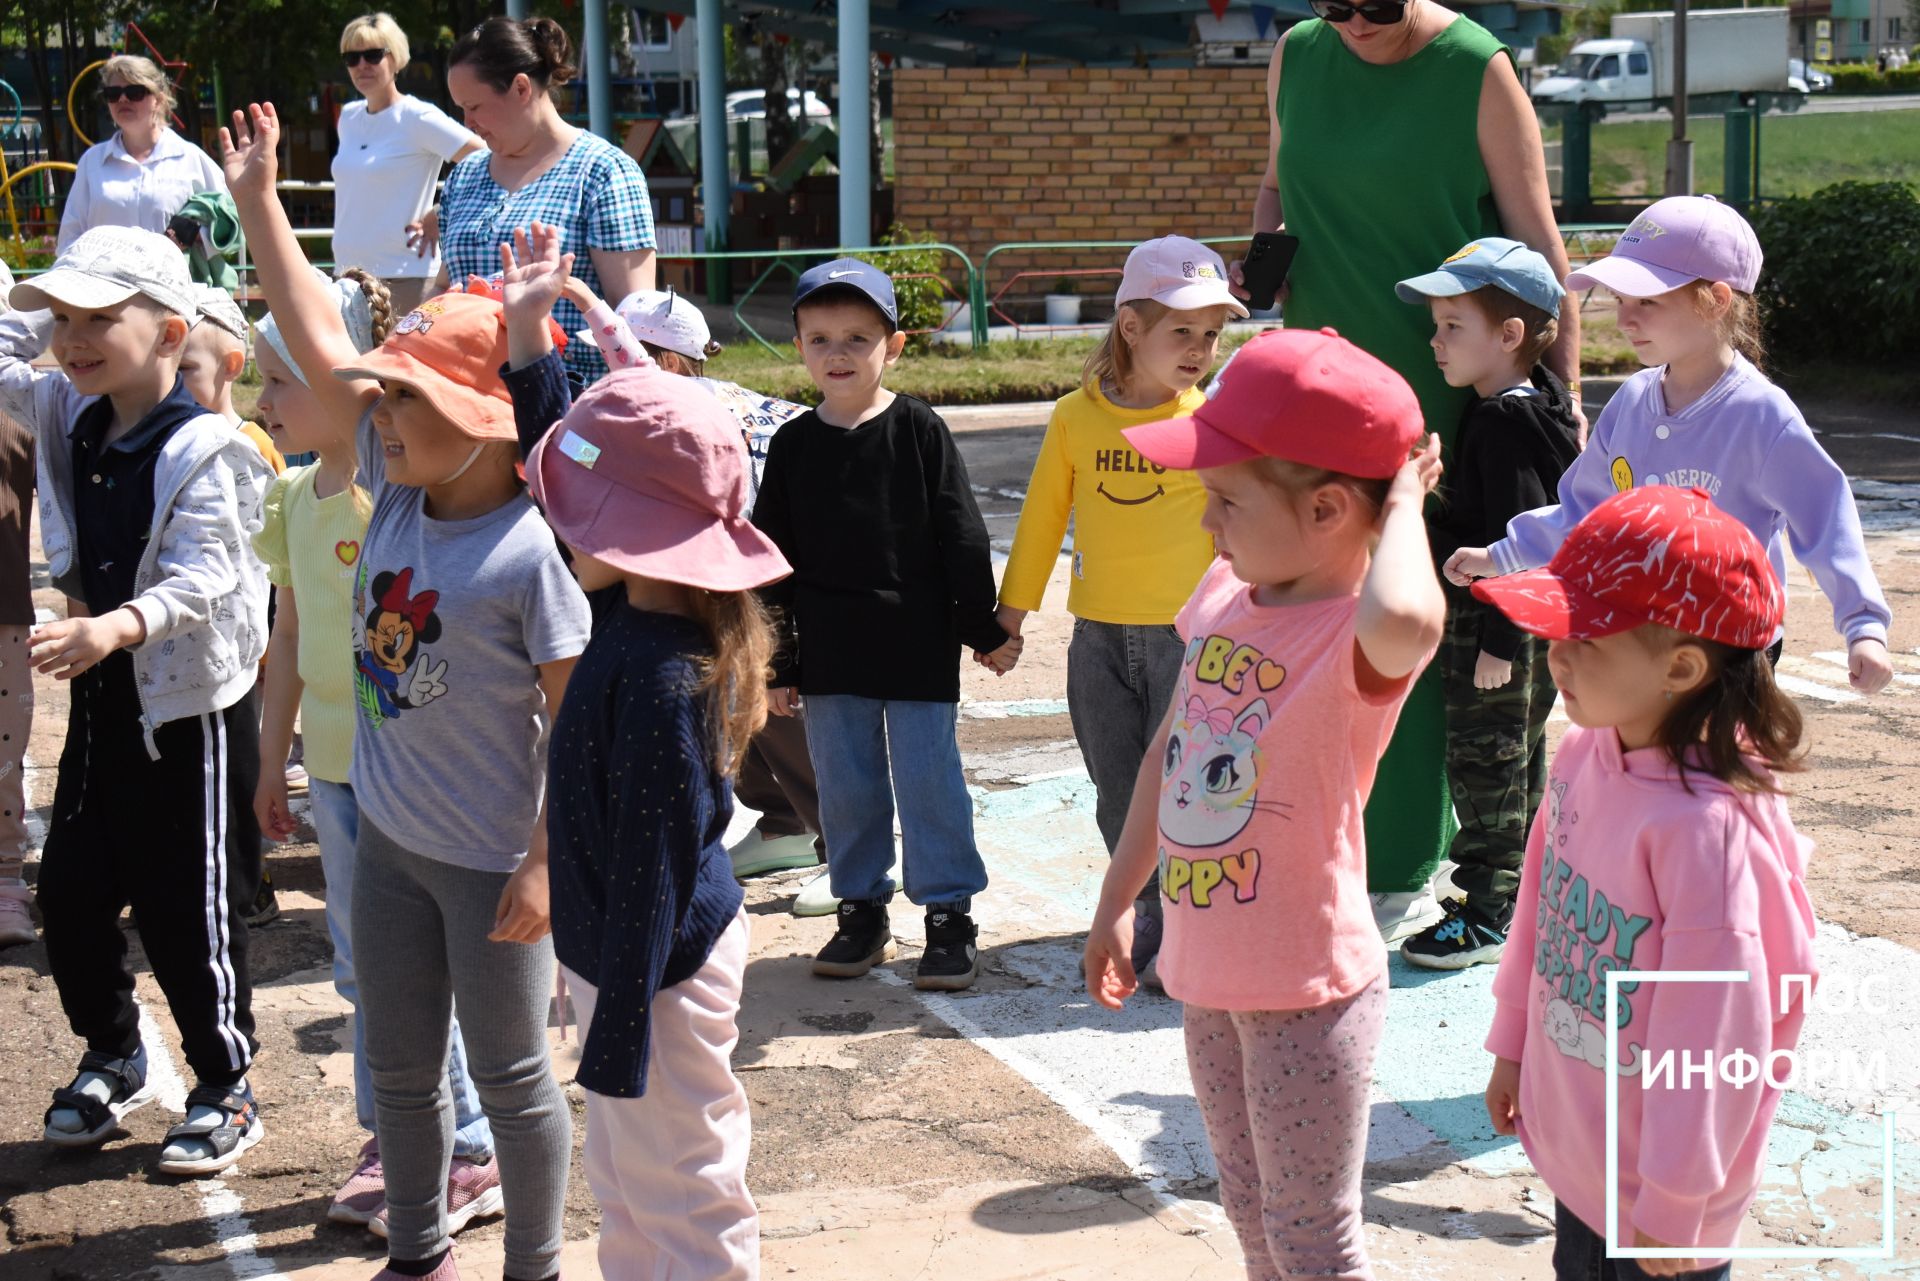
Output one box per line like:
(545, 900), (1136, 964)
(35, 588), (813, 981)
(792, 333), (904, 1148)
(1401, 897), (1510, 971)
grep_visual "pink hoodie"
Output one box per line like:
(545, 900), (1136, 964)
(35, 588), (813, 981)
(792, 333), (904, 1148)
(1485, 725), (1818, 1261)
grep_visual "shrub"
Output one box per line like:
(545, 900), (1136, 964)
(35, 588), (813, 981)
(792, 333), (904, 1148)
(855, 223), (958, 348)
(1827, 64), (1885, 93)
(1749, 181), (1920, 364)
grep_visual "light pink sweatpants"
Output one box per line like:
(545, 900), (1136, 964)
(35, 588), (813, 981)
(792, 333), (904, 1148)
(561, 909), (758, 1281)
(1183, 973), (1389, 1281)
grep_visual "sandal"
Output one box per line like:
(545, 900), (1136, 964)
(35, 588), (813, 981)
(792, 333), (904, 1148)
(156, 1081), (265, 1176)
(44, 1048), (154, 1148)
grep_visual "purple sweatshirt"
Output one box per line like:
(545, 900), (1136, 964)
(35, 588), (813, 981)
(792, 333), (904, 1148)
(1488, 355), (1891, 645)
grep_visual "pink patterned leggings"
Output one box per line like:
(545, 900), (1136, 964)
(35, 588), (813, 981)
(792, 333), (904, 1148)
(1183, 974), (1389, 1281)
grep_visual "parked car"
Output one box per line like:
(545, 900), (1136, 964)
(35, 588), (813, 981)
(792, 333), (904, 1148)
(1788, 58), (1833, 92)
(725, 88), (832, 121)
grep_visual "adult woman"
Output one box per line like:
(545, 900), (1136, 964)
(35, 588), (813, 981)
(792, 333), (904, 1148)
(57, 56), (227, 253)
(435, 16), (656, 383)
(1234, 0), (1580, 945)
(333, 12), (482, 313)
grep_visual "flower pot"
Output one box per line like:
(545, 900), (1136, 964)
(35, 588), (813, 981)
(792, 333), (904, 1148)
(1044, 294), (1082, 326)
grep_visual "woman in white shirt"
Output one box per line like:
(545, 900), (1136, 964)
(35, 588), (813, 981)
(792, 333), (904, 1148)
(56, 56), (227, 254)
(333, 13), (482, 312)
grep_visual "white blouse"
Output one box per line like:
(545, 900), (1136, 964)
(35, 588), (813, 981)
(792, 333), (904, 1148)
(330, 95), (477, 279)
(57, 128), (228, 253)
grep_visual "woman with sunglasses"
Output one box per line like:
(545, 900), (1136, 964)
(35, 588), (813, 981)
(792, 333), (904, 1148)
(1231, 0), (1580, 953)
(56, 55), (227, 255)
(333, 13), (482, 314)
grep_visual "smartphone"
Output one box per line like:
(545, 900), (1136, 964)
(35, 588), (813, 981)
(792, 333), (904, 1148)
(1241, 231), (1300, 313)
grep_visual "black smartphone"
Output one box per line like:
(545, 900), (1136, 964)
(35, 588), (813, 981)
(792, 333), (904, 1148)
(1241, 231), (1300, 312)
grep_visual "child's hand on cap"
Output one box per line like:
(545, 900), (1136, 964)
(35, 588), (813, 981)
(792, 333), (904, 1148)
(1386, 433), (1443, 519)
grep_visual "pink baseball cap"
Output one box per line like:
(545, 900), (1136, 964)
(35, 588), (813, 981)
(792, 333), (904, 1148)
(527, 367), (792, 592)
(1472, 486), (1783, 648)
(1124, 327), (1423, 478)
(1567, 195), (1763, 297)
(1116, 236), (1250, 319)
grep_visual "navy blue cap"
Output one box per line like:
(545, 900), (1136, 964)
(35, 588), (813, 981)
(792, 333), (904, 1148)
(792, 257), (899, 331)
(1394, 237), (1564, 319)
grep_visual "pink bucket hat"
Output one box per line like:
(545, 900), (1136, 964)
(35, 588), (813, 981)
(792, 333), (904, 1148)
(1567, 195), (1763, 297)
(527, 367), (791, 592)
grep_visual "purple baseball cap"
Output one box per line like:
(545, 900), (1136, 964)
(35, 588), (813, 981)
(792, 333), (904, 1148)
(1567, 195), (1763, 297)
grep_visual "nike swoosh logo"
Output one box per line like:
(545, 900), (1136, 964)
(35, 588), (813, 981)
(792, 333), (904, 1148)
(827, 269), (863, 279)
(1097, 482), (1165, 506)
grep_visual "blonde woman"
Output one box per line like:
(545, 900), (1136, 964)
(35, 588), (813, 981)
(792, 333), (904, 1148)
(333, 13), (481, 312)
(57, 55), (227, 253)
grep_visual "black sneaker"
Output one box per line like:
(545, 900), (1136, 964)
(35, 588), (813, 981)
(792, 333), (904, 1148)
(915, 908), (979, 992)
(244, 870), (279, 929)
(1401, 897), (1510, 971)
(811, 899), (894, 978)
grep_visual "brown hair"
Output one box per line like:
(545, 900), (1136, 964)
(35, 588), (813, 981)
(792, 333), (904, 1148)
(1081, 299), (1172, 397)
(1254, 456), (1392, 517)
(684, 589), (777, 778)
(1456, 286), (1560, 365)
(337, 267), (396, 345)
(1683, 282), (1767, 373)
(450, 16), (577, 94)
(1642, 629), (1804, 794)
(644, 339), (725, 378)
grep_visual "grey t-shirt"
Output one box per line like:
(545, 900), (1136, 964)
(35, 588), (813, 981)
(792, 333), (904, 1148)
(349, 410), (591, 872)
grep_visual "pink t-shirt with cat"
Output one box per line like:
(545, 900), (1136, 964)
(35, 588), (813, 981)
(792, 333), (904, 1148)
(1154, 558), (1426, 1011)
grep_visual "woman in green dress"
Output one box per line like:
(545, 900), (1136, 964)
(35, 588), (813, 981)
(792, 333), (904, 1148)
(1231, 0), (1582, 947)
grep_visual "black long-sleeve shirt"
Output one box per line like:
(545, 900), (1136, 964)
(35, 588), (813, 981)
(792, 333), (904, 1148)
(752, 394), (1007, 701)
(1431, 365), (1582, 661)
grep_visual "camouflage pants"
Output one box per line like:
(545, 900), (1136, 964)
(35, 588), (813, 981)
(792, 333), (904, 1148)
(1440, 588), (1558, 922)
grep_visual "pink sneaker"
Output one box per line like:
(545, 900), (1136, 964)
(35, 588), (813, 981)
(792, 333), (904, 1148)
(329, 1137), (385, 1225)
(0, 879), (35, 949)
(369, 1253), (461, 1280)
(368, 1154), (504, 1239)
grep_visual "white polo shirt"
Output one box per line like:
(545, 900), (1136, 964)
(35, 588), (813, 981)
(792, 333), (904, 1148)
(56, 128), (228, 253)
(330, 95), (476, 280)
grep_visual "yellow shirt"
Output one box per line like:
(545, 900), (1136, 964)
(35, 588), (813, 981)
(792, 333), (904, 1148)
(252, 465), (372, 784)
(999, 384), (1215, 625)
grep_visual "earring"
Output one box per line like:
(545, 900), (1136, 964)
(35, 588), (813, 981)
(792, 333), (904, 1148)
(1663, 689), (1673, 701)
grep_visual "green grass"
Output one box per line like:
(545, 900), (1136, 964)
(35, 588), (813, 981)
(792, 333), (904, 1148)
(1549, 107), (1920, 200)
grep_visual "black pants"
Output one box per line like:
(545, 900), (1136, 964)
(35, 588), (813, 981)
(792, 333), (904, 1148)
(735, 707), (825, 855)
(1554, 1203), (1732, 1281)
(38, 656), (262, 1087)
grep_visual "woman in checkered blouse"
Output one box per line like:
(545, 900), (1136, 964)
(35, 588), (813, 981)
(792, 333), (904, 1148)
(434, 16), (657, 384)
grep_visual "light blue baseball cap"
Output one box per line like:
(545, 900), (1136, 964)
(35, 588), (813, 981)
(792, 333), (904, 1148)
(1395, 237), (1564, 319)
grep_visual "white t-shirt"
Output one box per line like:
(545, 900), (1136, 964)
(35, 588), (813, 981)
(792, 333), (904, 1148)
(330, 95), (476, 280)
(57, 129), (227, 253)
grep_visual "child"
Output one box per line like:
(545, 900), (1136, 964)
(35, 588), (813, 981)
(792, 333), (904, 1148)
(753, 258), (1018, 992)
(1393, 239), (1581, 970)
(225, 102), (587, 1281)
(181, 284), (288, 474)
(999, 235), (1244, 981)
(0, 259), (35, 950)
(1084, 328), (1445, 1280)
(0, 226), (273, 1173)
(561, 273), (829, 888)
(527, 366), (789, 1281)
(1446, 195), (1894, 696)
(1477, 485), (1818, 1279)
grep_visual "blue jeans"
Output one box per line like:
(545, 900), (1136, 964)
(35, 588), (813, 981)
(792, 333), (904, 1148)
(1553, 1202), (1732, 1281)
(310, 779), (493, 1160)
(803, 696), (986, 910)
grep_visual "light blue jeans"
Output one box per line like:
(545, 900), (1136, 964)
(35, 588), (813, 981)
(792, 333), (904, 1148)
(803, 696), (986, 910)
(310, 779), (493, 1159)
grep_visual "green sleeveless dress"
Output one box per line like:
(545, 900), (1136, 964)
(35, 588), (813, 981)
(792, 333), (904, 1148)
(1276, 15), (1510, 894)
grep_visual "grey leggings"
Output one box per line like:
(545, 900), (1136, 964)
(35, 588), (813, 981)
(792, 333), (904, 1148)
(352, 818), (571, 1278)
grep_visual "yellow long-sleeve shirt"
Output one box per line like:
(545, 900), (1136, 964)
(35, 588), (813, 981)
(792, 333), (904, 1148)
(999, 385), (1215, 625)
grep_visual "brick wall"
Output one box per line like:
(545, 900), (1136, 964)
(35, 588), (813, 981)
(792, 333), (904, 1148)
(892, 66), (1272, 310)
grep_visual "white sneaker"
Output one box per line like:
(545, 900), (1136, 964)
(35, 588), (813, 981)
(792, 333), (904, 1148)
(789, 862), (902, 919)
(1372, 886), (1444, 944)
(0, 878), (35, 948)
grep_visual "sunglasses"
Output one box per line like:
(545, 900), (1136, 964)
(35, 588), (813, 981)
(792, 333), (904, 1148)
(343, 48), (388, 68)
(100, 85), (153, 104)
(1310, 0), (1408, 23)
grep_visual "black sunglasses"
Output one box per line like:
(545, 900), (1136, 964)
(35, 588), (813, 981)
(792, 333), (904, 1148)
(100, 84), (153, 104)
(1310, 0), (1408, 23)
(343, 48), (388, 68)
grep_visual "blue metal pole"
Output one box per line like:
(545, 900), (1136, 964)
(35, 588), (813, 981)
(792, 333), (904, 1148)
(697, 0), (731, 297)
(583, 0), (612, 139)
(505, 0), (527, 19)
(838, 0), (872, 247)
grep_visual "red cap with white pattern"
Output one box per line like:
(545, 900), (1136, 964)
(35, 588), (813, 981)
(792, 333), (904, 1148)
(1471, 486), (1783, 648)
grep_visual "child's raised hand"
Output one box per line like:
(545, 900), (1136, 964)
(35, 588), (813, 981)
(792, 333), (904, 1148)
(561, 275), (600, 312)
(1391, 432), (1444, 509)
(218, 102), (282, 201)
(1474, 650), (1514, 690)
(498, 222), (575, 321)
(1484, 1055), (1522, 1136)
(1444, 547), (1496, 586)
(1849, 636), (1893, 694)
(1084, 907), (1138, 1010)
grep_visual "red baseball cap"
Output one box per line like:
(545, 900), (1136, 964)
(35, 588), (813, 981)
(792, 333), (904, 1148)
(1472, 486), (1783, 648)
(1122, 327), (1423, 479)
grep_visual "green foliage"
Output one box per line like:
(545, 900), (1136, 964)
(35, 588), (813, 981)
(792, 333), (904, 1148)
(1749, 181), (1920, 364)
(1534, 33), (1573, 69)
(0, 237), (55, 273)
(1824, 63), (1920, 93)
(855, 224), (958, 349)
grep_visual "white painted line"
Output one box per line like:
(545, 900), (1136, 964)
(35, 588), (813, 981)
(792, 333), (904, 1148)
(1775, 672), (1863, 704)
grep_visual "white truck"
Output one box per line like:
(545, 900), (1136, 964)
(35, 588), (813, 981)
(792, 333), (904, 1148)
(1531, 8), (1794, 106)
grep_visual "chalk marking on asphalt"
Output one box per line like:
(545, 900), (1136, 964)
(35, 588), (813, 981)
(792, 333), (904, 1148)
(1775, 670), (1865, 704)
